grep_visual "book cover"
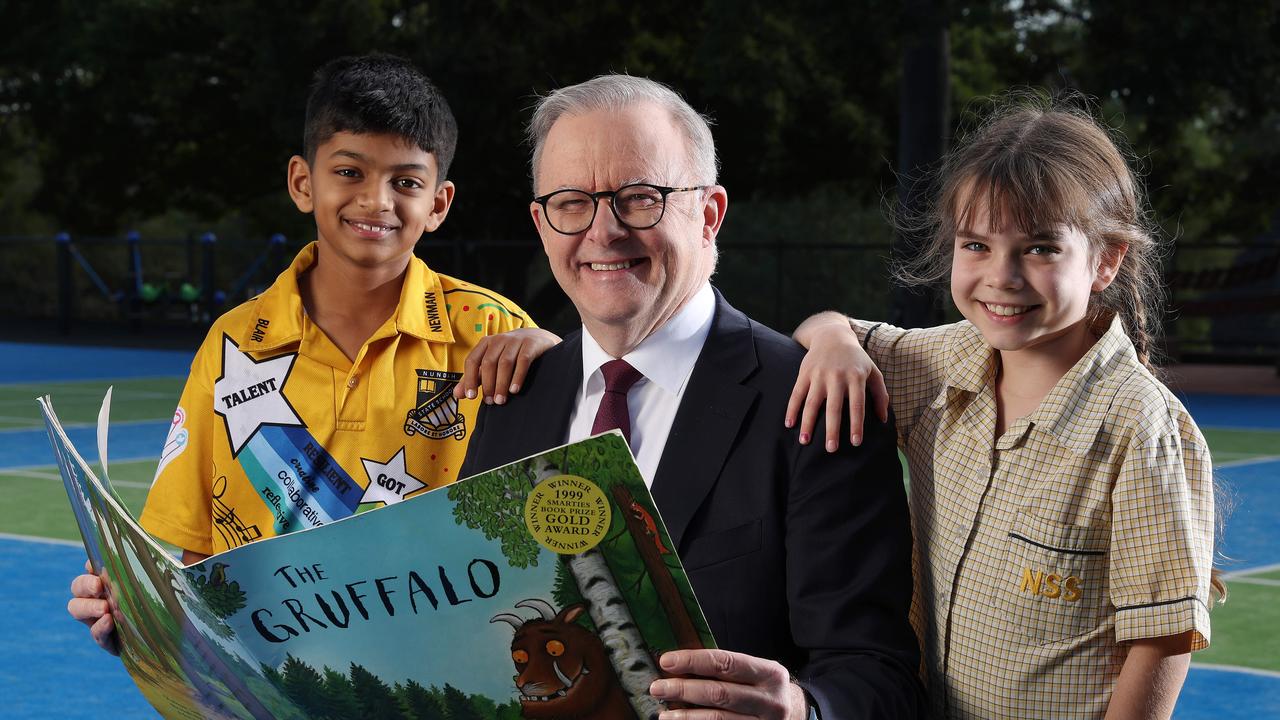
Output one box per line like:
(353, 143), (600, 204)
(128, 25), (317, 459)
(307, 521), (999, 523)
(42, 391), (714, 720)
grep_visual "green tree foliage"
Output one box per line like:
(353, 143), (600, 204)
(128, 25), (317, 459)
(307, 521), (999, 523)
(261, 654), (510, 720)
(1, 1), (1274, 333)
(448, 463), (540, 568)
(399, 679), (447, 720)
(555, 440), (711, 649)
(442, 683), (485, 720)
(281, 653), (330, 718)
(185, 562), (247, 619)
(467, 692), (498, 720)
(551, 558), (585, 612)
(260, 662), (283, 688)
(350, 662), (405, 720)
(463, 438), (710, 651)
(322, 666), (362, 719)
(0, 0), (908, 237)
(495, 699), (524, 720)
(948, 0), (1280, 242)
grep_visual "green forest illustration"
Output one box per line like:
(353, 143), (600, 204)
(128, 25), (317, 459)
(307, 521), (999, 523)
(448, 437), (713, 651)
(261, 656), (523, 720)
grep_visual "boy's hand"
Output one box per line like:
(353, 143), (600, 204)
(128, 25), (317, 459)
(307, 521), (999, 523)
(454, 328), (562, 405)
(786, 311), (889, 452)
(649, 649), (808, 720)
(68, 559), (120, 656)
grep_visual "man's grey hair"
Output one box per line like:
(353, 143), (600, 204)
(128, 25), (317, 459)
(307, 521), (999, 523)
(527, 74), (720, 190)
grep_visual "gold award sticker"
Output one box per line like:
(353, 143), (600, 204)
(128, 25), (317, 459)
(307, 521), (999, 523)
(524, 475), (611, 554)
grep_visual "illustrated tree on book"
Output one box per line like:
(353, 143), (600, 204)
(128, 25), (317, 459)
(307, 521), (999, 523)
(350, 662), (403, 720)
(174, 561), (247, 642)
(268, 655), (519, 720)
(398, 679), (446, 720)
(449, 437), (710, 720)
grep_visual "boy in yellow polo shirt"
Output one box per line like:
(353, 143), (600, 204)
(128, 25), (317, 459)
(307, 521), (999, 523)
(69, 54), (553, 652)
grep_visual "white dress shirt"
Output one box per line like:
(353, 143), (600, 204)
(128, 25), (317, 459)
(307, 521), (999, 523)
(566, 284), (716, 487)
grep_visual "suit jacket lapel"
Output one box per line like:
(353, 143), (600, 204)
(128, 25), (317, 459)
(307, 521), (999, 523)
(650, 290), (759, 550)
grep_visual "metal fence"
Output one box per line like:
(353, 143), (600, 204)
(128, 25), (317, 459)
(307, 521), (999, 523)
(2, 234), (1277, 364)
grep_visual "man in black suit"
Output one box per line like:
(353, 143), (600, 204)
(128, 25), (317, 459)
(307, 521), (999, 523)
(459, 75), (921, 720)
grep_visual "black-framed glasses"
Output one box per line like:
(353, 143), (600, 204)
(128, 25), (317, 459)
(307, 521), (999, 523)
(533, 183), (706, 235)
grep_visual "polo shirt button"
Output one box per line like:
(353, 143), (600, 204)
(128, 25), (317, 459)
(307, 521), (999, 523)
(347, 375), (359, 389)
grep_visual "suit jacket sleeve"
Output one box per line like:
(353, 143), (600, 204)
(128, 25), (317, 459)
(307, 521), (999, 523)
(458, 393), (495, 481)
(788, 403), (922, 719)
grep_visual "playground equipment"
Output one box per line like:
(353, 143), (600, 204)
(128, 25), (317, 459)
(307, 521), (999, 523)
(53, 231), (290, 333)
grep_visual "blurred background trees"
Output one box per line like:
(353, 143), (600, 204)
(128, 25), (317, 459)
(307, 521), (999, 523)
(1, 0), (1277, 347)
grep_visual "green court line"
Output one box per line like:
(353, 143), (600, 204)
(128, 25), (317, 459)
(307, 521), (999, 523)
(0, 460), (154, 542)
(0, 378), (183, 428)
(4, 388), (1276, 679)
(1195, 580), (1280, 672)
(1201, 428), (1280, 461)
(1217, 455), (1280, 470)
(0, 530), (81, 546)
(1228, 577), (1280, 587)
(1189, 663), (1280, 679)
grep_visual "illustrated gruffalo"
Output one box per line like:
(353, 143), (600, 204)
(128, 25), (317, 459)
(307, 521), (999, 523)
(491, 599), (637, 720)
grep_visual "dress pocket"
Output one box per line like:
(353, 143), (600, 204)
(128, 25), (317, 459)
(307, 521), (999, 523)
(992, 512), (1109, 644)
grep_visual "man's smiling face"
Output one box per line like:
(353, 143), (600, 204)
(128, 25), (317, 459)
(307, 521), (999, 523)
(530, 102), (723, 349)
(289, 131), (453, 272)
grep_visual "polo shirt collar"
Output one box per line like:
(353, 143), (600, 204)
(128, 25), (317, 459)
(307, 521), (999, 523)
(580, 283), (716, 395)
(236, 241), (455, 353)
(392, 252), (455, 345)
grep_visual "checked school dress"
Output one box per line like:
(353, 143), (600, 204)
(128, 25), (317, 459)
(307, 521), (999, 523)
(853, 316), (1215, 719)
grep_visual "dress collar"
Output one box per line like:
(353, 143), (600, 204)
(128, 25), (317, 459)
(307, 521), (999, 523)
(934, 315), (1137, 455)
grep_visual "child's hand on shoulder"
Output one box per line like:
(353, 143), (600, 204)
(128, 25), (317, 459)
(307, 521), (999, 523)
(455, 328), (562, 405)
(787, 311), (888, 452)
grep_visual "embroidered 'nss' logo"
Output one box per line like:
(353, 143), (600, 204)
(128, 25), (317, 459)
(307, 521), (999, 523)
(404, 369), (467, 440)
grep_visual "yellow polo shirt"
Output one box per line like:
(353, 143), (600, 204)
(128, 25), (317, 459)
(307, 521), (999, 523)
(140, 242), (534, 556)
(854, 315), (1214, 719)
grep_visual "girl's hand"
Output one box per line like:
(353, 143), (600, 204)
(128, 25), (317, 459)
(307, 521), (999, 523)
(787, 312), (889, 451)
(454, 328), (562, 405)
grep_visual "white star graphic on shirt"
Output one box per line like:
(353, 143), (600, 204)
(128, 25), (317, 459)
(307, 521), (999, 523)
(212, 335), (304, 456)
(360, 447), (427, 506)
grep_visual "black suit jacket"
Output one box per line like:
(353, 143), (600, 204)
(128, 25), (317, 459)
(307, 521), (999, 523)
(459, 291), (922, 719)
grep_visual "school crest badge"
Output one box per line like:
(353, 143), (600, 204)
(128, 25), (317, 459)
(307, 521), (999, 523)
(404, 369), (467, 440)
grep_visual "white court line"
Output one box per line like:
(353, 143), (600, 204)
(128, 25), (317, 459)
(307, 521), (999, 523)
(0, 389), (179, 402)
(1216, 455), (1280, 469)
(1, 467), (153, 489)
(1226, 576), (1280, 587)
(1224, 562), (1280, 579)
(5, 468), (62, 481)
(0, 455), (156, 473)
(0, 531), (82, 547)
(0, 374), (185, 390)
(0, 416), (169, 436)
(1190, 663), (1280, 680)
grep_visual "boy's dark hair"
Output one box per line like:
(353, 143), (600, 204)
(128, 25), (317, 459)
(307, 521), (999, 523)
(303, 54), (458, 181)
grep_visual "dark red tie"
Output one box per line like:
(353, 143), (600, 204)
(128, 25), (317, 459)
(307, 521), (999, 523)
(591, 359), (645, 443)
